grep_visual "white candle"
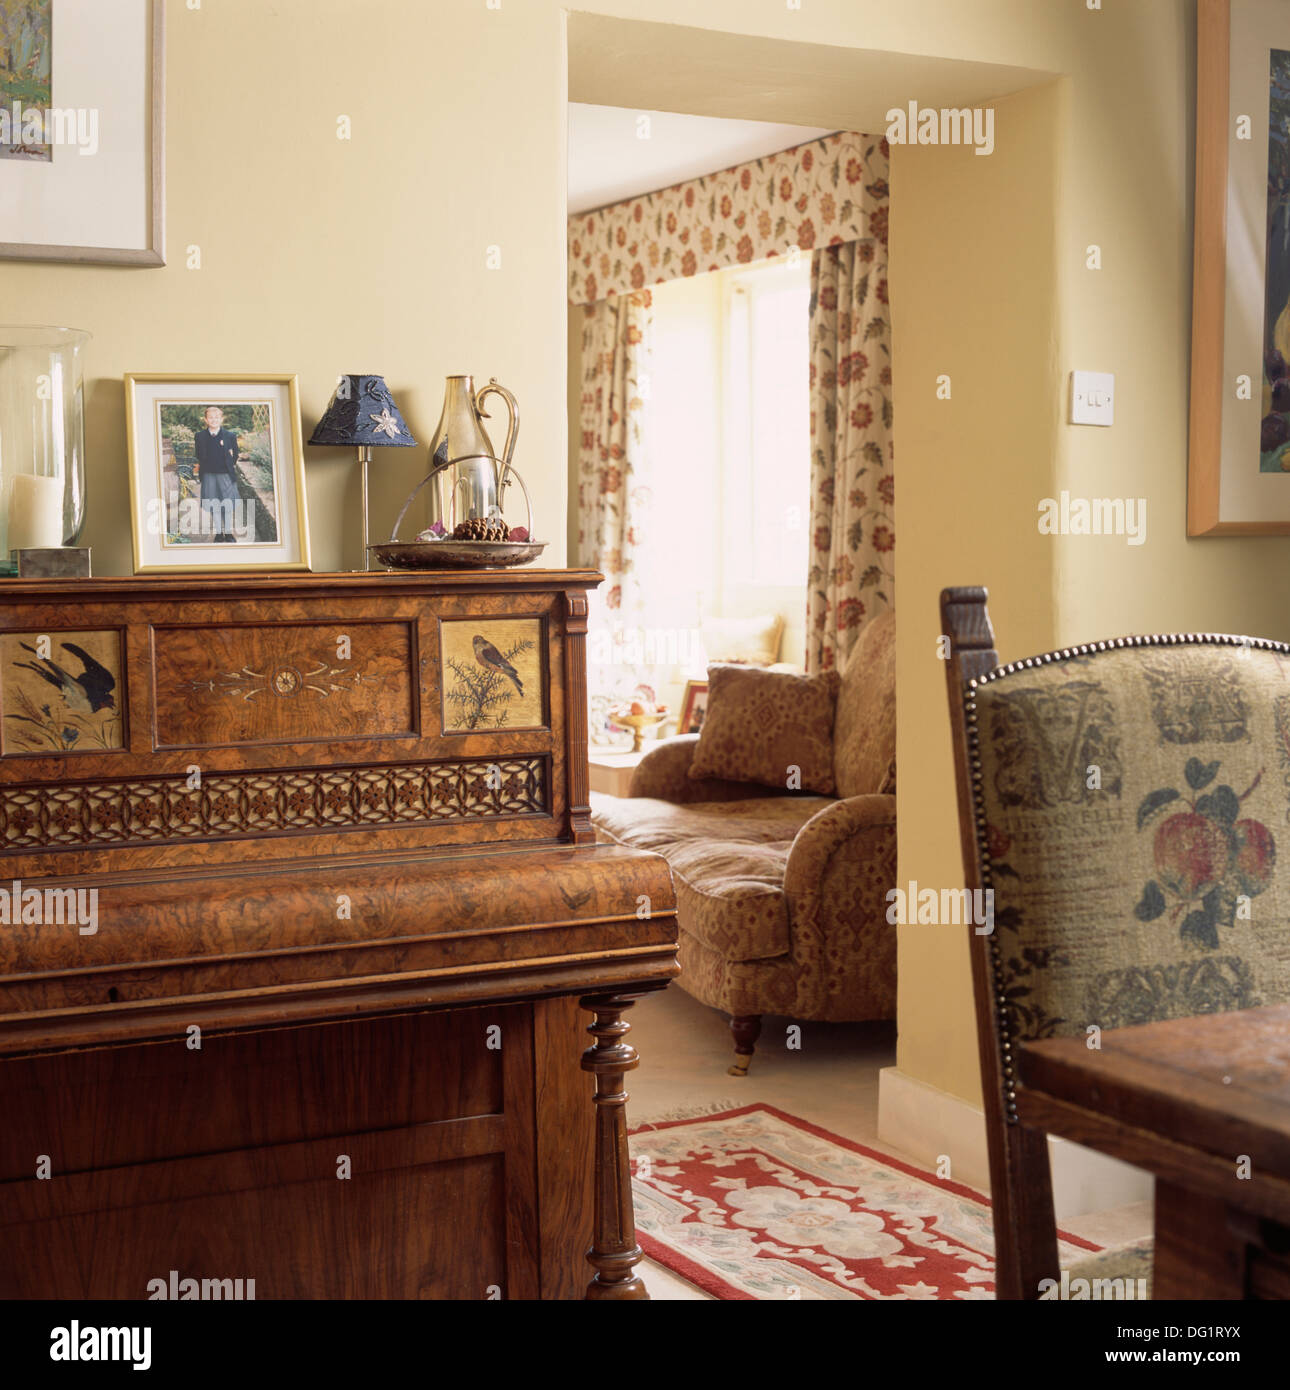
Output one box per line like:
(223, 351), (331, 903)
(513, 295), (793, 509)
(8, 475), (63, 550)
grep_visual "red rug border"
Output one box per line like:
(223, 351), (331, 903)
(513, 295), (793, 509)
(630, 1101), (1100, 1300)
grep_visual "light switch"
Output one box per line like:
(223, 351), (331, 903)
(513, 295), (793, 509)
(1070, 371), (1115, 426)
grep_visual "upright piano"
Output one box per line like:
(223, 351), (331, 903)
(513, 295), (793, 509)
(0, 569), (677, 1300)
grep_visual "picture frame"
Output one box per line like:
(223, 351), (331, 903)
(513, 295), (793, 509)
(1188, 0), (1290, 533)
(124, 373), (312, 573)
(678, 679), (709, 735)
(0, 0), (165, 266)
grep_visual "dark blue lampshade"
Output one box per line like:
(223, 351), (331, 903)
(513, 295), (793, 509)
(308, 375), (418, 448)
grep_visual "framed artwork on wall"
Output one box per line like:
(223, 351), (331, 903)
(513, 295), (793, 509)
(1189, 0), (1290, 532)
(124, 374), (312, 573)
(0, 0), (164, 265)
(678, 679), (709, 735)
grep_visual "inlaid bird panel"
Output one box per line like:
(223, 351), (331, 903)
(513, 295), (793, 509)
(0, 629), (124, 754)
(440, 618), (545, 733)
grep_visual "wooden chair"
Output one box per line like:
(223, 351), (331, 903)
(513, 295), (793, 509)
(942, 586), (1054, 1299)
(940, 587), (1290, 1297)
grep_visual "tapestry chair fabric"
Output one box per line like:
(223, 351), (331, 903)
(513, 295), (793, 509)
(950, 594), (1290, 1299)
(592, 612), (896, 1073)
(969, 637), (1290, 1049)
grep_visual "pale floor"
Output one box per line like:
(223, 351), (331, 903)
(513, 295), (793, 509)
(626, 985), (1153, 1300)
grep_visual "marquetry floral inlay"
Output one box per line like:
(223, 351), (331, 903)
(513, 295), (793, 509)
(176, 655), (384, 703)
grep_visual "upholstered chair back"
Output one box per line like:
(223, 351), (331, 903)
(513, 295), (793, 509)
(833, 610), (896, 799)
(965, 634), (1290, 1046)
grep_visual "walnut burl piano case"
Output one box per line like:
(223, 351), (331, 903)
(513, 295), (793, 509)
(0, 570), (677, 1300)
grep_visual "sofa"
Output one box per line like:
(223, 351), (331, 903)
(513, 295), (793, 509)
(591, 612), (896, 1073)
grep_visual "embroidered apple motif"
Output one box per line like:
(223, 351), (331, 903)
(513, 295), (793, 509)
(1153, 811), (1231, 900)
(1135, 758), (1273, 948)
(1231, 819), (1276, 896)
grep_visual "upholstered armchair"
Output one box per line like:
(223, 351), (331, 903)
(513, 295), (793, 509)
(592, 612), (897, 1073)
(941, 586), (1290, 1298)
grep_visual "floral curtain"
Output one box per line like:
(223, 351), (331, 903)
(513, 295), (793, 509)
(569, 132), (888, 306)
(575, 291), (657, 731)
(576, 290), (653, 614)
(807, 236), (894, 673)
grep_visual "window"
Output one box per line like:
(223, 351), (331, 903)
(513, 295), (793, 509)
(645, 256), (811, 667)
(722, 259), (811, 591)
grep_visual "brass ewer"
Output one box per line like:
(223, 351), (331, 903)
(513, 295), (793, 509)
(425, 374), (520, 529)
(372, 373), (542, 569)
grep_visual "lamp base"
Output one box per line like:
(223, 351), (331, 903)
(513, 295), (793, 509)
(360, 445), (372, 572)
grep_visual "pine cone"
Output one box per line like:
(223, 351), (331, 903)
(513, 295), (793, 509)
(453, 516), (509, 542)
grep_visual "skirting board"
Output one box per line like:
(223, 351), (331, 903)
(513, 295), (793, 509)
(877, 1066), (1152, 1221)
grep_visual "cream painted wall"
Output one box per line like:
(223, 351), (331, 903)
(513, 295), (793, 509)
(567, 301), (583, 565)
(7, 0), (1286, 1110)
(891, 82), (1063, 1103)
(0, 0), (572, 574)
(1048, 0), (1290, 639)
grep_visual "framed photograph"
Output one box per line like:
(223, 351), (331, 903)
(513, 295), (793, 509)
(678, 679), (709, 735)
(1189, 0), (1290, 532)
(125, 374), (312, 573)
(0, 0), (164, 265)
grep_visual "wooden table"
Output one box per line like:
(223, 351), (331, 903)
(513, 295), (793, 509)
(588, 745), (657, 797)
(1018, 1003), (1290, 1299)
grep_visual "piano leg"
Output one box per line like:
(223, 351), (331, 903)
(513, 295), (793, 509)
(580, 993), (649, 1300)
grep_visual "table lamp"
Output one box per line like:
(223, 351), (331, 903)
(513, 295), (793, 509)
(308, 375), (417, 570)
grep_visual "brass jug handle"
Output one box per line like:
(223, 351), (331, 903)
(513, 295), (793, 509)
(474, 378), (520, 501)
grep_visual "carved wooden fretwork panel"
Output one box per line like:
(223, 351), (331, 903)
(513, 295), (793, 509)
(0, 757), (547, 851)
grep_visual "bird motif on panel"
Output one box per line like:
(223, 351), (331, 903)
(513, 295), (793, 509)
(472, 635), (523, 696)
(15, 642), (117, 714)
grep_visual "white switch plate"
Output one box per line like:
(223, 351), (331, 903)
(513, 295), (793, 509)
(1070, 371), (1115, 426)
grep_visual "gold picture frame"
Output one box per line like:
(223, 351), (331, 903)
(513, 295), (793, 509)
(678, 679), (709, 735)
(1188, 0), (1290, 533)
(124, 373), (312, 573)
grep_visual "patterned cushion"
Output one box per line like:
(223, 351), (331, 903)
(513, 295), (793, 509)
(967, 638), (1290, 1044)
(689, 664), (840, 795)
(592, 793), (831, 961)
(834, 610), (896, 798)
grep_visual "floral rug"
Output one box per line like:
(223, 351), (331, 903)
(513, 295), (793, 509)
(630, 1103), (1097, 1300)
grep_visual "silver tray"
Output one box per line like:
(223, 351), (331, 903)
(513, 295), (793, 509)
(368, 539), (547, 571)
